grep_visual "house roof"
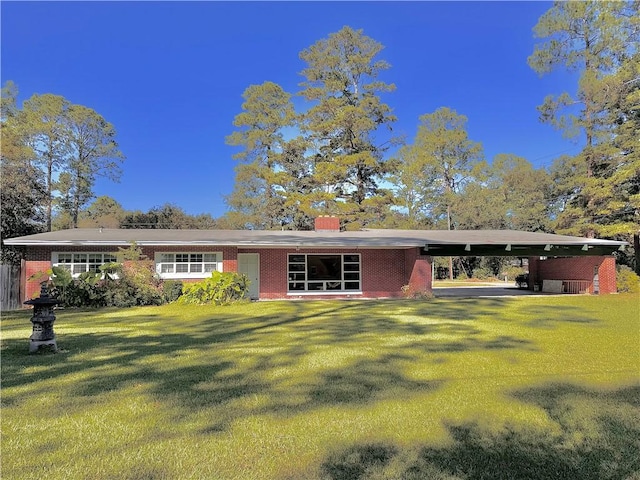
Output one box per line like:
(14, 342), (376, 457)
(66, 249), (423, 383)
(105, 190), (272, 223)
(4, 228), (627, 256)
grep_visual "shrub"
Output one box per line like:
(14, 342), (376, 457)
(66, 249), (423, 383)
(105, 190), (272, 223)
(401, 285), (434, 300)
(162, 280), (183, 303)
(31, 254), (166, 308)
(61, 272), (107, 307)
(617, 266), (640, 293)
(179, 272), (250, 305)
(102, 260), (164, 307)
(471, 266), (495, 280)
(35, 267), (105, 308)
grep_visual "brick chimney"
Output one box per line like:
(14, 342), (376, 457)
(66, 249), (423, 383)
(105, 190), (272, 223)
(314, 216), (340, 232)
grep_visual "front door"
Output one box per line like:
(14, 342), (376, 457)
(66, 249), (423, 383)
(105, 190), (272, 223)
(238, 253), (260, 299)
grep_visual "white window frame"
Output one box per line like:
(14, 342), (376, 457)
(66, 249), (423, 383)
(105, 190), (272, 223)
(154, 252), (223, 279)
(287, 253), (362, 295)
(52, 252), (118, 277)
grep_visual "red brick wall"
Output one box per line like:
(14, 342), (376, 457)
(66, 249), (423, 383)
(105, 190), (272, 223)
(314, 216), (340, 231)
(528, 256), (617, 294)
(24, 246), (120, 301)
(404, 248), (433, 295)
(236, 247), (427, 299)
(22, 245), (429, 300)
(22, 245), (239, 302)
(23, 260), (52, 300)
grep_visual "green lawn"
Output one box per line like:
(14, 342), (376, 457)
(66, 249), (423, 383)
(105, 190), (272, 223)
(2, 295), (639, 480)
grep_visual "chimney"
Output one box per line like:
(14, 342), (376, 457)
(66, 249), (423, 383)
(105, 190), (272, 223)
(314, 216), (340, 232)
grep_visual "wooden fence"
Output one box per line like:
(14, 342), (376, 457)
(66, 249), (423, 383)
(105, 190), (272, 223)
(1, 262), (22, 311)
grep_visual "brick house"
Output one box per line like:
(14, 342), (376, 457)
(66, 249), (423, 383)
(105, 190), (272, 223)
(5, 217), (626, 301)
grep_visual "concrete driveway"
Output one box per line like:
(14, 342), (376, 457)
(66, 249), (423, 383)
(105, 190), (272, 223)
(433, 283), (545, 298)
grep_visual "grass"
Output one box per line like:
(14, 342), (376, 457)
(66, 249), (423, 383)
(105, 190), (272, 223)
(2, 294), (639, 480)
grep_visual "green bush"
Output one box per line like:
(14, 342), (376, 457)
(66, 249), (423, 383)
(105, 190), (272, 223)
(471, 266), (495, 280)
(617, 266), (640, 293)
(63, 272), (107, 307)
(102, 260), (164, 307)
(162, 280), (183, 303)
(45, 259), (164, 308)
(179, 272), (250, 305)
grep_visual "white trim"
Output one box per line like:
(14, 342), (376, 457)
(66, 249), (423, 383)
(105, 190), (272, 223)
(52, 252), (118, 277)
(287, 253), (361, 293)
(287, 291), (363, 296)
(154, 251), (223, 279)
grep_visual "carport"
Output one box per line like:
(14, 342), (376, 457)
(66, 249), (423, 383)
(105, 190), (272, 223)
(419, 230), (627, 295)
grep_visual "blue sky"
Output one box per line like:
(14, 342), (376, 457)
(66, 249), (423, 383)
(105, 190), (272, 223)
(1, 1), (580, 218)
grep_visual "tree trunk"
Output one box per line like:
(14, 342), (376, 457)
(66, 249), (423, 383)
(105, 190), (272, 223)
(635, 233), (640, 276)
(447, 203), (453, 280)
(46, 158), (53, 232)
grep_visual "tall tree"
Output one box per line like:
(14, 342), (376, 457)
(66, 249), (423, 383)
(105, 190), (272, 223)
(299, 26), (398, 229)
(16, 90), (125, 231)
(79, 195), (126, 228)
(20, 93), (71, 231)
(445, 155), (551, 232)
(488, 154), (551, 232)
(0, 82), (45, 263)
(62, 104), (124, 228)
(391, 107), (483, 279)
(226, 82), (297, 229)
(528, 1), (639, 237)
(404, 107), (484, 230)
(388, 144), (438, 228)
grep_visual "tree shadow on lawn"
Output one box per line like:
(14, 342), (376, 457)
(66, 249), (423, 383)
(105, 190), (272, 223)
(319, 383), (640, 480)
(1, 300), (541, 428)
(519, 304), (602, 329)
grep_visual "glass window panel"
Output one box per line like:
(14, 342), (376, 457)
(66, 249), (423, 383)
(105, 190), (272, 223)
(190, 264), (203, 273)
(190, 254), (203, 263)
(73, 264), (86, 274)
(88, 264), (100, 273)
(343, 255), (360, 263)
(161, 254), (174, 263)
(73, 253), (87, 263)
(308, 282), (324, 290)
(105, 254), (117, 263)
(289, 283), (305, 291)
(176, 264), (189, 273)
(204, 263), (216, 273)
(57, 254), (72, 263)
(344, 264), (360, 271)
(204, 254), (216, 262)
(289, 264), (305, 272)
(326, 281), (342, 290)
(88, 254), (102, 262)
(345, 282), (360, 290)
(289, 273), (305, 281)
(344, 272), (359, 280)
(288, 255), (305, 263)
(161, 264), (174, 273)
(307, 255), (341, 281)
(176, 254), (189, 263)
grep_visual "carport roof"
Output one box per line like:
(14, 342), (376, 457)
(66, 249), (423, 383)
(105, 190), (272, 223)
(4, 228), (627, 256)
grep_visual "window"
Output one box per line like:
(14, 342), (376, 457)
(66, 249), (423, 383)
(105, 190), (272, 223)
(288, 254), (361, 293)
(53, 252), (117, 276)
(155, 252), (222, 279)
